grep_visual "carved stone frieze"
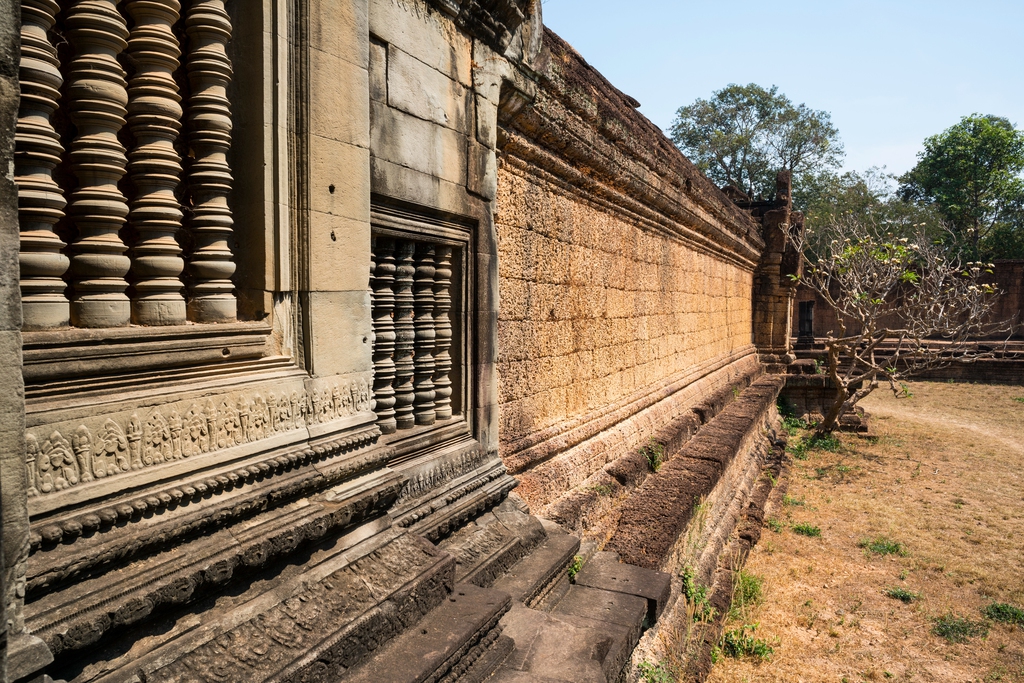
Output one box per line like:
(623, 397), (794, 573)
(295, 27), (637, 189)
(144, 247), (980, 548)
(28, 425), (384, 558)
(142, 535), (450, 682)
(26, 378), (374, 504)
(393, 445), (490, 507)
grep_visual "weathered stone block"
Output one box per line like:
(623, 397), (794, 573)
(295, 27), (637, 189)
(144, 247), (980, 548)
(308, 290), (374, 376)
(370, 100), (468, 186)
(308, 211), (372, 292)
(310, 47), (370, 147)
(369, 0), (471, 86)
(310, 135), (371, 222)
(387, 45), (469, 131)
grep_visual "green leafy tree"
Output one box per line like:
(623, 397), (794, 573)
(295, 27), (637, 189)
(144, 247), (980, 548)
(899, 115), (1024, 259)
(797, 168), (943, 256)
(669, 84), (843, 199)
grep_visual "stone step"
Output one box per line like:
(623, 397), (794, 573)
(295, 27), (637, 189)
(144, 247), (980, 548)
(343, 583), (512, 683)
(486, 599), (642, 683)
(438, 500), (547, 588)
(572, 551), (672, 624)
(490, 529), (579, 607)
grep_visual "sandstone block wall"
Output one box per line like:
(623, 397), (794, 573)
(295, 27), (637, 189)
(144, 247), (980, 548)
(495, 30), (765, 526)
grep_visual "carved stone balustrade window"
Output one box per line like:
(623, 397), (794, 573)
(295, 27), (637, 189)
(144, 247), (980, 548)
(370, 206), (470, 457)
(15, 0), (238, 331)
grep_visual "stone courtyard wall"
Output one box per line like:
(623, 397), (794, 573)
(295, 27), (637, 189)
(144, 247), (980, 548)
(495, 30), (766, 528)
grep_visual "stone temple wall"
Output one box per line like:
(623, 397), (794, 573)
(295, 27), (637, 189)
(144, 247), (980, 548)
(494, 30), (767, 530)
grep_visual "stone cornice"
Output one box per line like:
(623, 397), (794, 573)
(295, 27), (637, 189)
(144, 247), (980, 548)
(503, 28), (763, 265)
(428, 0), (533, 53)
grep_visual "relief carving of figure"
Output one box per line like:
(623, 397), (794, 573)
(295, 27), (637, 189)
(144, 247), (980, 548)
(25, 434), (41, 497)
(183, 405), (208, 457)
(205, 400), (218, 452)
(40, 431), (78, 492)
(267, 393), (279, 433)
(99, 418), (130, 474)
(358, 380), (371, 412)
(290, 391), (301, 429)
(126, 414), (144, 470)
(72, 425), (96, 482)
(251, 394), (267, 441)
(169, 410), (184, 459)
(144, 412), (171, 466)
(237, 395), (250, 443)
(341, 383), (353, 415)
(310, 390), (322, 425)
(331, 385), (342, 417)
(218, 399), (240, 449)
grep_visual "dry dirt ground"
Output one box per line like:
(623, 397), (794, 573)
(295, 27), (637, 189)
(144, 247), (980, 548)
(707, 381), (1024, 683)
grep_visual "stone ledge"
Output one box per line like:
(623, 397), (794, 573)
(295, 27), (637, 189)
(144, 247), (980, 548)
(27, 469), (404, 665)
(605, 375), (785, 570)
(22, 322), (273, 384)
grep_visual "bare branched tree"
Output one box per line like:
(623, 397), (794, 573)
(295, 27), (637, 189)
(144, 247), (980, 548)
(793, 218), (1014, 436)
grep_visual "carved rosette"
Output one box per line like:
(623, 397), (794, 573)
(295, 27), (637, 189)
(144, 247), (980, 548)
(65, 0), (132, 328)
(127, 0), (187, 325)
(433, 246), (454, 420)
(393, 242), (417, 430)
(371, 237), (398, 433)
(16, 0), (69, 330)
(185, 0), (236, 322)
(413, 243), (437, 426)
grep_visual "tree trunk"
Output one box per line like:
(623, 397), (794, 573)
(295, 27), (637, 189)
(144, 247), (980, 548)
(816, 384), (848, 437)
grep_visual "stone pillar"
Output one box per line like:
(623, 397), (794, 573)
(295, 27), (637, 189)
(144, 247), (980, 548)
(433, 245), (454, 420)
(371, 237), (398, 433)
(126, 0), (187, 326)
(185, 0), (236, 323)
(65, 0), (132, 329)
(753, 170), (802, 371)
(16, 0), (69, 331)
(2, 4), (56, 680)
(412, 243), (437, 426)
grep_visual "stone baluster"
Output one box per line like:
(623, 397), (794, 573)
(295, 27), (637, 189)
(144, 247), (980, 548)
(433, 245), (454, 420)
(185, 0), (236, 322)
(371, 237), (398, 434)
(65, 0), (132, 328)
(16, 0), (69, 330)
(413, 243), (436, 426)
(126, 0), (186, 325)
(393, 241), (416, 430)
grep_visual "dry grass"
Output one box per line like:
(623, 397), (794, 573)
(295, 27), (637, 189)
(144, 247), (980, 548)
(707, 381), (1024, 683)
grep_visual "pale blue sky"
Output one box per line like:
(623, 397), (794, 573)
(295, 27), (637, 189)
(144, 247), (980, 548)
(541, 0), (1024, 177)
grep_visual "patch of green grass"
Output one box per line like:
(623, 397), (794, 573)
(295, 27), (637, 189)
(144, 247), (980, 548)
(883, 587), (921, 604)
(567, 555), (584, 581)
(729, 570), (764, 620)
(932, 613), (989, 643)
(720, 623), (773, 660)
(859, 537), (908, 557)
(982, 602), (1024, 626)
(680, 565), (715, 622)
(792, 523), (821, 537)
(637, 661), (674, 683)
(641, 440), (665, 473)
(782, 415), (807, 436)
(782, 494), (805, 507)
(788, 433), (841, 460)
(765, 517), (784, 533)
(589, 484), (612, 496)
(1013, 397), (1024, 404)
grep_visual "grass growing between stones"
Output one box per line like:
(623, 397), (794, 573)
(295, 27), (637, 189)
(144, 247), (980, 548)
(708, 381), (1024, 682)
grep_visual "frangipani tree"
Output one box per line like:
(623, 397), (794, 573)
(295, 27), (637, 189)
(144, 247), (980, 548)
(794, 219), (1011, 436)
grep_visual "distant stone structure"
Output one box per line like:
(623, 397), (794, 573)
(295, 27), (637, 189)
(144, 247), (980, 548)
(0, 2), (800, 682)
